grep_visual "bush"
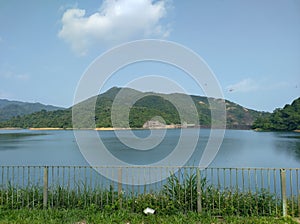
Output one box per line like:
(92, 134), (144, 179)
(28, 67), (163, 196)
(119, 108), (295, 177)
(0, 172), (296, 217)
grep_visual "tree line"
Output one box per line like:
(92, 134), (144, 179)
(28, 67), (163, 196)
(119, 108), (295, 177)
(252, 97), (300, 131)
(0, 87), (265, 129)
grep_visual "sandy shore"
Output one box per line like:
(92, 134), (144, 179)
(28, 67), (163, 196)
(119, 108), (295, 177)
(0, 127), (23, 130)
(28, 127), (132, 131)
(28, 128), (65, 130)
(94, 127), (131, 131)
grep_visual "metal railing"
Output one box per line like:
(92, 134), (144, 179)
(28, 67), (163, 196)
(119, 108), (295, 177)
(0, 166), (299, 217)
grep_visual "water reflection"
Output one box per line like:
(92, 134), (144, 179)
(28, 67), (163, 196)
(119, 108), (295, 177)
(0, 132), (46, 139)
(0, 132), (47, 151)
(273, 132), (300, 162)
(0, 130), (300, 168)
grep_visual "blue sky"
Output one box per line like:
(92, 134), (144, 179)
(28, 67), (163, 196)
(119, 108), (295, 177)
(0, 0), (299, 111)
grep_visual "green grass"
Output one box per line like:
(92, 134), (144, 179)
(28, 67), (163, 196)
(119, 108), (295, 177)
(1, 171), (299, 222)
(0, 209), (298, 224)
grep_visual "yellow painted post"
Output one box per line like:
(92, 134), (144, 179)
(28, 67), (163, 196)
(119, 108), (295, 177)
(43, 166), (48, 209)
(118, 167), (122, 209)
(298, 191), (300, 216)
(197, 169), (202, 213)
(280, 169), (287, 217)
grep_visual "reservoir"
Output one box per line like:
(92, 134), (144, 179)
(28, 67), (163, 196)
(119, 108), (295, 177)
(0, 129), (299, 168)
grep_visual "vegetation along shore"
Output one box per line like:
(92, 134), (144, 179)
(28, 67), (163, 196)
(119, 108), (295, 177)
(0, 87), (299, 132)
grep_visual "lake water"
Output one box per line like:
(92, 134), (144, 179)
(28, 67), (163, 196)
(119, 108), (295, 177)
(0, 129), (299, 168)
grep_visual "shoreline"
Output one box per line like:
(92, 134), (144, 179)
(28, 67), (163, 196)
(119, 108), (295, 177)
(29, 128), (66, 130)
(1, 127), (299, 132)
(2, 126), (188, 131)
(0, 127), (23, 130)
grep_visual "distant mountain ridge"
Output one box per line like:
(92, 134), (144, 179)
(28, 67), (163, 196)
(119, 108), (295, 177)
(0, 99), (64, 122)
(0, 87), (268, 129)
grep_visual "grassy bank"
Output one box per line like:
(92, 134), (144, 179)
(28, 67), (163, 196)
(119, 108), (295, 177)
(1, 170), (299, 223)
(1, 172), (299, 217)
(0, 209), (298, 224)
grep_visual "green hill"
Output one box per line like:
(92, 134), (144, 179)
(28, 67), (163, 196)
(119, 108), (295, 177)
(252, 97), (300, 131)
(0, 99), (64, 122)
(0, 87), (265, 129)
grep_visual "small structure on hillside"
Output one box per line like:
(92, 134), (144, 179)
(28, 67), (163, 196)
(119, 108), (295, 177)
(182, 122), (196, 128)
(143, 120), (166, 129)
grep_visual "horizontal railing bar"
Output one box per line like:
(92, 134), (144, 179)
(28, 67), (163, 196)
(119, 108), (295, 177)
(0, 165), (299, 170)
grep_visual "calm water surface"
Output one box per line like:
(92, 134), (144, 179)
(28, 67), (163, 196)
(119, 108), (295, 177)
(0, 129), (299, 168)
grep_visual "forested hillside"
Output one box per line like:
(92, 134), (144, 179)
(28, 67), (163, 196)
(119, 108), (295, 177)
(252, 97), (300, 131)
(0, 99), (63, 122)
(0, 87), (265, 129)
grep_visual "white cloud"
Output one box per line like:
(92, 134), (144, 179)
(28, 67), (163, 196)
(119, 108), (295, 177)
(15, 74), (30, 81)
(0, 70), (30, 81)
(58, 0), (170, 56)
(226, 78), (294, 93)
(0, 90), (13, 99)
(226, 78), (259, 93)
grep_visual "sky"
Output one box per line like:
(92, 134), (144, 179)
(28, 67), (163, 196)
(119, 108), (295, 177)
(0, 0), (299, 112)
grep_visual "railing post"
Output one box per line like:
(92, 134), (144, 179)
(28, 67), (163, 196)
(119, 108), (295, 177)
(43, 166), (48, 209)
(280, 169), (287, 217)
(118, 167), (122, 209)
(197, 168), (202, 213)
(298, 190), (300, 217)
